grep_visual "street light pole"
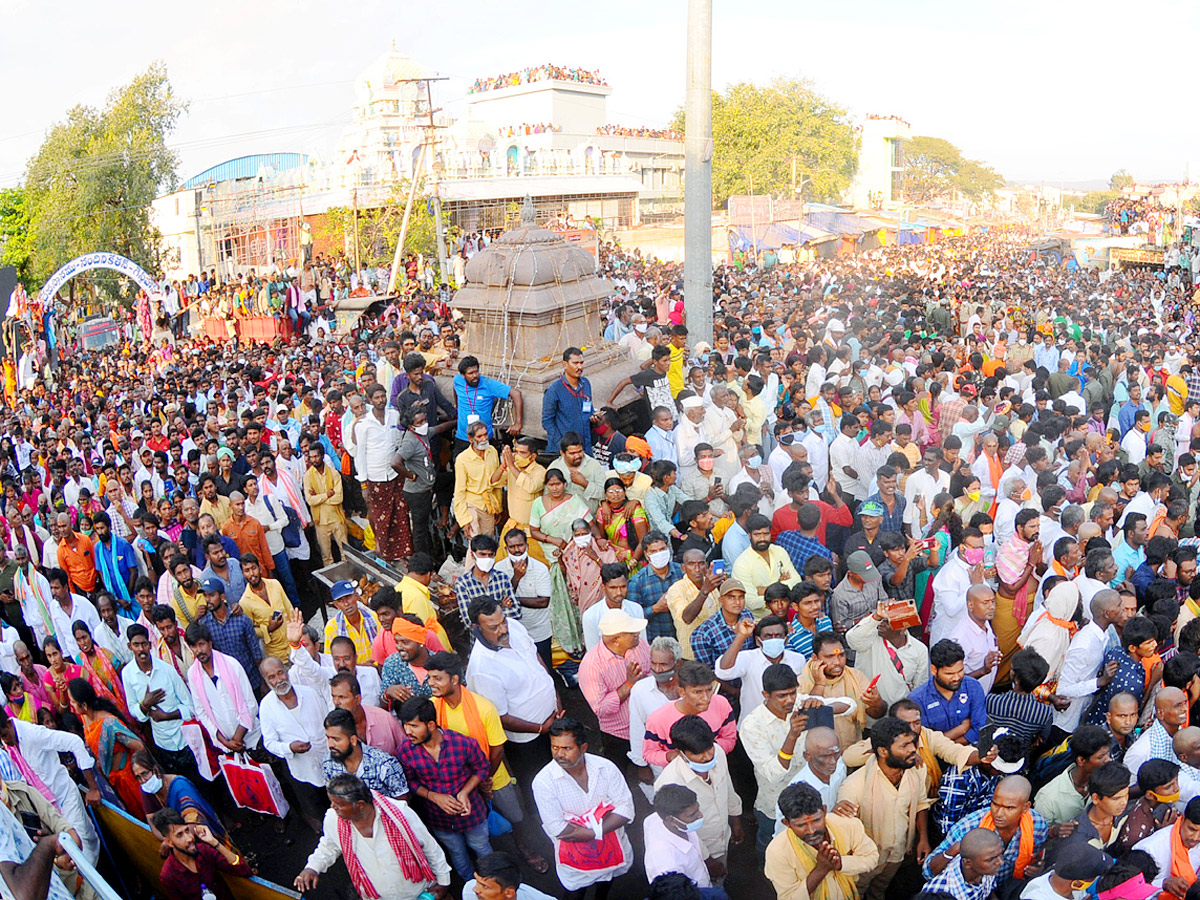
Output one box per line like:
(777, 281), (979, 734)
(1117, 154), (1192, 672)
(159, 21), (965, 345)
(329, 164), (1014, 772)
(684, 0), (713, 345)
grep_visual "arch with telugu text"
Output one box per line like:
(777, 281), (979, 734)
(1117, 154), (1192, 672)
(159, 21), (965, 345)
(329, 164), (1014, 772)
(37, 252), (160, 307)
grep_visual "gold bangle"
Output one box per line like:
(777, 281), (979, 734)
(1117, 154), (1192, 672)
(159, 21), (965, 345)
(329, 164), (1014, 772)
(778, 750), (794, 761)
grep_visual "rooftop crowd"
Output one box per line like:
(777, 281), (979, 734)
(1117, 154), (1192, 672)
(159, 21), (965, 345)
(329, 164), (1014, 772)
(4, 216), (1200, 900)
(468, 66), (608, 95)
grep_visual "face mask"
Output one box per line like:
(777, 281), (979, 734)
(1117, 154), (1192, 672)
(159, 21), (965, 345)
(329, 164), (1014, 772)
(635, 323), (648, 334)
(652, 669), (676, 684)
(649, 549), (672, 569)
(81, 526), (93, 536)
(967, 490), (981, 502)
(574, 535), (592, 549)
(475, 556), (495, 573)
(514, 454), (533, 468)
(508, 552), (528, 564)
(614, 459), (638, 475)
(475, 440), (490, 450)
(687, 757), (717, 774)
(747, 455), (762, 469)
(1141, 422), (1151, 432)
(413, 423), (429, 436)
(272, 680), (291, 696)
(761, 637), (786, 658)
(672, 814), (706, 833)
(140, 774), (163, 795)
(1151, 788), (1181, 804)
(697, 458), (714, 471)
(963, 547), (985, 566)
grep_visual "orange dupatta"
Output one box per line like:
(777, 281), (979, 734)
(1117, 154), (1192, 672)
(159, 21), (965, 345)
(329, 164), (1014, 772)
(1161, 817), (1198, 900)
(434, 688), (489, 758)
(985, 452), (1003, 517)
(1051, 559), (1078, 580)
(981, 810), (1035, 879)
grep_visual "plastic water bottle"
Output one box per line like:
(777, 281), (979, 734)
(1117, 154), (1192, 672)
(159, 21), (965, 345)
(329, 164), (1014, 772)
(201, 884), (217, 900)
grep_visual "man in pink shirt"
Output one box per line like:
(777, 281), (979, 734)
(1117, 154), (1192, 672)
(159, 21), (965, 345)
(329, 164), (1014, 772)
(643, 659), (738, 768)
(330, 671), (404, 756)
(578, 608), (651, 773)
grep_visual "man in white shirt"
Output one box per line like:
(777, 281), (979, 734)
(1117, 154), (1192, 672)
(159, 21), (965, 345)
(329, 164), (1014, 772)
(714, 615), (806, 726)
(643, 784), (713, 888)
(259, 657), (329, 835)
(629, 637), (681, 785)
(773, 726), (850, 835)
(287, 618), (382, 709)
(46, 569), (101, 659)
(495, 531), (553, 662)
(1052, 591), (1123, 738)
(1134, 797), (1200, 891)
(948, 585), (1001, 694)
(829, 416), (863, 502)
(903, 447), (950, 536)
(580, 572), (645, 653)
(184, 623), (261, 752)
(930, 531), (987, 645)
(1074, 551), (1118, 611)
(296, 773), (451, 899)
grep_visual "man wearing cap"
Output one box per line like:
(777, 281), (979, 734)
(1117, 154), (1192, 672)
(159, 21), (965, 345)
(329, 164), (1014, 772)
(830, 550), (889, 637)
(580, 563), (646, 653)
(689, 578), (755, 669)
(578, 605), (651, 771)
(323, 579), (381, 667)
(1021, 841), (1115, 900)
(196, 575), (263, 692)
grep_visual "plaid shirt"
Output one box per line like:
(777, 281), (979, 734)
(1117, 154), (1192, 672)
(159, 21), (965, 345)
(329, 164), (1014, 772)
(197, 609), (263, 689)
(776, 531), (832, 578)
(934, 396), (968, 441)
(690, 609), (754, 669)
(925, 857), (994, 900)
(1187, 368), (1200, 401)
(626, 562), (683, 640)
(397, 728), (490, 832)
(863, 492), (906, 533)
(455, 569), (521, 623)
(925, 807), (1048, 886)
(322, 744), (409, 798)
(934, 765), (999, 834)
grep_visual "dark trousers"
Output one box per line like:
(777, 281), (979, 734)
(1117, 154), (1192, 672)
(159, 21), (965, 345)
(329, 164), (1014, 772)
(405, 488), (435, 558)
(599, 735), (631, 774)
(505, 735), (552, 794)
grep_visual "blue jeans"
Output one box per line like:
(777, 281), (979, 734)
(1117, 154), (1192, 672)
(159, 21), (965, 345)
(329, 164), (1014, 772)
(288, 308), (311, 333)
(432, 820), (492, 879)
(271, 550), (300, 608)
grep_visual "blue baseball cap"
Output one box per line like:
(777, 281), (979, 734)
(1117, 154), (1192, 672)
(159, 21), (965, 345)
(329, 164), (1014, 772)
(330, 579), (358, 601)
(199, 577), (225, 594)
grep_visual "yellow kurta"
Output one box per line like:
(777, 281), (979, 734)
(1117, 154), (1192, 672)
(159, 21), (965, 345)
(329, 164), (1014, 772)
(842, 726), (974, 799)
(731, 545), (801, 618)
(453, 446), (502, 528)
(664, 577), (718, 660)
(239, 578), (295, 661)
(496, 462), (546, 528)
(838, 759), (930, 866)
(764, 814), (879, 900)
(200, 495), (232, 529)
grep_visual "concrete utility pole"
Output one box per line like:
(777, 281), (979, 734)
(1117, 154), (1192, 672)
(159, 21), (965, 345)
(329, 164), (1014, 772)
(683, 0), (713, 345)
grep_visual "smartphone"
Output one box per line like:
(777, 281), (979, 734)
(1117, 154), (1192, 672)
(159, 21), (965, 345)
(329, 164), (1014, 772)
(866, 674), (882, 694)
(711, 560), (726, 578)
(714, 476), (722, 486)
(914, 537), (937, 550)
(19, 811), (40, 840)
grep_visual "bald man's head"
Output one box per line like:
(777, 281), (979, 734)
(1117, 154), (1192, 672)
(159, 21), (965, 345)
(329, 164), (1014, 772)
(1090, 589), (1121, 627)
(960, 826), (1004, 862)
(1175, 727), (1200, 767)
(1157, 687), (1191, 731)
(803, 726), (840, 779)
(995, 774), (1032, 803)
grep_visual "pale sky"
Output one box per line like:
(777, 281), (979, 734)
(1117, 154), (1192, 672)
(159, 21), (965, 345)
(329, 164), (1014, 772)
(2, 0), (1196, 191)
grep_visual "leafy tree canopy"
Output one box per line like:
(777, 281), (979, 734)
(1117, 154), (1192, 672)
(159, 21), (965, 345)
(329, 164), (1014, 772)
(902, 135), (1003, 203)
(671, 78), (857, 209)
(1109, 169), (1134, 191)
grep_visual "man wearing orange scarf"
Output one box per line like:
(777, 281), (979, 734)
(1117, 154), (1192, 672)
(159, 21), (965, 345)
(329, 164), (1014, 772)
(1132, 796), (1200, 898)
(970, 433), (1004, 513)
(924, 776), (1048, 895)
(425, 651), (550, 875)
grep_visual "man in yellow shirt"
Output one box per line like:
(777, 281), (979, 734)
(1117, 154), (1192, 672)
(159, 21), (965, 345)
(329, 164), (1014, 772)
(237, 552), (294, 661)
(491, 437), (546, 562)
(665, 550), (723, 658)
(453, 421), (502, 539)
(426, 650), (550, 874)
(198, 475), (231, 529)
(667, 325), (689, 397)
(731, 514), (800, 618)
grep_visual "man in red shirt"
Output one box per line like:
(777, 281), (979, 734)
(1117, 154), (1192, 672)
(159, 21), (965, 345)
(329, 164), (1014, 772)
(771, 471), (852, 545)
(155, 809), (252, 900)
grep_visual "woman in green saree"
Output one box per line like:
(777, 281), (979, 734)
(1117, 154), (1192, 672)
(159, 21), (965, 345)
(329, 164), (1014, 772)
(529, 469), (591, 656)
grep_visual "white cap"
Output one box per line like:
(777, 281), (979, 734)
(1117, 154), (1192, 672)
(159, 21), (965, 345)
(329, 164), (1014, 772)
(598, 609), (649, 637)
(680, 395), (705, 410)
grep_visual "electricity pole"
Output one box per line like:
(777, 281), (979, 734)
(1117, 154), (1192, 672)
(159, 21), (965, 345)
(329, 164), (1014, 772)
(684, 0), (713, 345)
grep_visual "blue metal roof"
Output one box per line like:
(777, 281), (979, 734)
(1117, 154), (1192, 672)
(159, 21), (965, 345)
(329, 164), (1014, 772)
(182, 153), (308, 190)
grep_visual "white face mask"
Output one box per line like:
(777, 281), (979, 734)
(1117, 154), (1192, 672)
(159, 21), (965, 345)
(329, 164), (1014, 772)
(648, 548), (672, 569)
(413, 423), (429, 436)
(508, 551), (528, 563)
(475, 556), (495, 573)
(573, 534), (592, 549)
(635, 323), (648, 334)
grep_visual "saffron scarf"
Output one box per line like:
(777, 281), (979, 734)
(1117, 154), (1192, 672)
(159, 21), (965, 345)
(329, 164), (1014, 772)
(787, 819), (858, 900)
(187, 651), (255, 737)
(434, 689), (488, 759)
(981, 810), (1035, 879)
(985, 452), (1003, 517)
(1051, 559), (1078, 580)
(338, 791), (435, 899)
(1162, 816), (1198, 900)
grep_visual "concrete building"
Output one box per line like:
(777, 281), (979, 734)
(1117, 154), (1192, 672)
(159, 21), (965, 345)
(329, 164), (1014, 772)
(846, 115), (910, 210)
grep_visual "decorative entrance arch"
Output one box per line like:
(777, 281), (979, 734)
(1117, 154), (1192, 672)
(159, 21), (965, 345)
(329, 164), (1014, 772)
(37, 252), (160, 307)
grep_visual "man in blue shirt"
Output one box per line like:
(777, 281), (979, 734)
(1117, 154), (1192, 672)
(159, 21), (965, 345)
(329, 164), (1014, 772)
(92, 510), (138, 610)
(908, 639), (988, 744)
(542, 347), (594, 454)
(453, 355), (523, 442)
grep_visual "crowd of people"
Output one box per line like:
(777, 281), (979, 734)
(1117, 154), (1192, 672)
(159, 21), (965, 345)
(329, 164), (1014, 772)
(1105, 197), (1179, 242)
(595, 126), (683, 141)
(468, 66), (608, 95)
(6, 216), (1200, 900)
(497, 123), (561, 137)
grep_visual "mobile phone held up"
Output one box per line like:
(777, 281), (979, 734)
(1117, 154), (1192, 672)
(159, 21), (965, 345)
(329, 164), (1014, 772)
(711, 560), (726, 578)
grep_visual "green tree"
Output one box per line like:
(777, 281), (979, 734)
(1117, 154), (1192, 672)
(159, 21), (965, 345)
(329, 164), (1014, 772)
(903, 136), (1003, 203)
(671, 78), (857, 209)
(1073, 190), (1119, 215)
(1110, 169), (1134, 191)
(23, 62), (185, 296)
(316, 177), (454, 275)
(0, 188), (31, 283)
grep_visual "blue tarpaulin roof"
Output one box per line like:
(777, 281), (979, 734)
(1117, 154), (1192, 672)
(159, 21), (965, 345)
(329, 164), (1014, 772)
(183, 153), (309, 189)
(804, 210), (865, 236)
(727, 223), (834, 252)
